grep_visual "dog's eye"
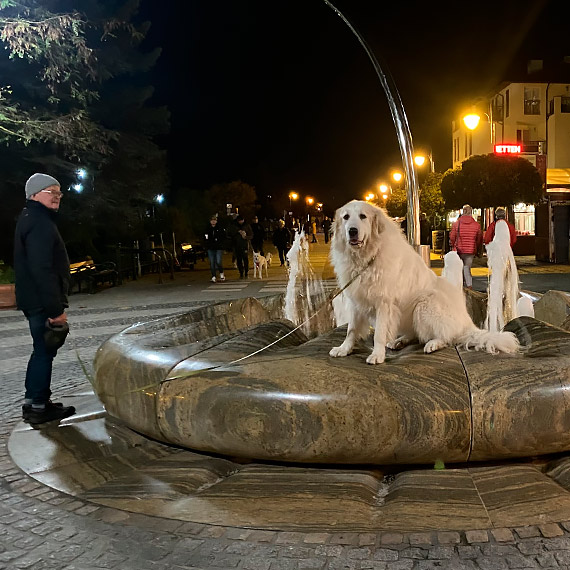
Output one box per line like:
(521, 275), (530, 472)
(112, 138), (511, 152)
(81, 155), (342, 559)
(343, 214), (349, 220)
(359, 214), (367, 220)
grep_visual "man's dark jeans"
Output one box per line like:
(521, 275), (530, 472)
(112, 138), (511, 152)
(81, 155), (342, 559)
(24, 310), (59, 405)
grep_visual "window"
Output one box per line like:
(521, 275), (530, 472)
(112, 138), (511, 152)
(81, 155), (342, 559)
(492, 96), (504, 121)
(513, 203), (535, 236)
(562, 97), (570, 113)
(524, 87), (540, 115)
(505, 89), (510, 118)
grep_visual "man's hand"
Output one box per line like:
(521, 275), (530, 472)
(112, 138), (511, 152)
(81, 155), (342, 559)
(239, 230), (246, 238)
(48, 313), (67, 326)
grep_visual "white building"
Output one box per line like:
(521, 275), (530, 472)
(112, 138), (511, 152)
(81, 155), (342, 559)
(451, 75), (570, 263)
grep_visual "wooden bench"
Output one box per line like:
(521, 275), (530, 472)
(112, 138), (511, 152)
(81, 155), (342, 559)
(69, 259), (118, 294)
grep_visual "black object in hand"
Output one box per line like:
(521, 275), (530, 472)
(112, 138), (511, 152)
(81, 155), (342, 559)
(44, 320), (69, 350)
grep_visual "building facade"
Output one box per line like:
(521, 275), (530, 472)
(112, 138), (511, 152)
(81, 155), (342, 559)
(452, 79), (570, 263)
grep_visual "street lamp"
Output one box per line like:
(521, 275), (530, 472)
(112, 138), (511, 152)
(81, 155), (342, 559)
(77, 168), (87, 180)
(392, 171), (403, 183)
(463, 113), (481, 130)
(289, 191), (298, 209)
(72, 183), (83, 193)
(155, 194), (165, 204)
(414, 151), (435, 173)
(364, 192), (376, 202)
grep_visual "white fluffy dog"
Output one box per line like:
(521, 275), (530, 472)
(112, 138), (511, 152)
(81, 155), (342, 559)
(253, 252), (269, 279)
(265, 252), (273, 266)
(329, 200), (519, 365)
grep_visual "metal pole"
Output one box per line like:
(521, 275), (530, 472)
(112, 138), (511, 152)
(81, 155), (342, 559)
(322, 0), (420, 247)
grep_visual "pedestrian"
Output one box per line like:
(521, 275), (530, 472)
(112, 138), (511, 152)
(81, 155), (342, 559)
(250, 215), (265, 255)
(449, 204), (483, 289)
(322, 216), (331, 244)
(229, 215), (253, 279)
(484, 208), (517, 248)
(420, 213), (431, 246)
(204, 215), (226, 282)
(311, 219), (318, 243)
(272, 219), (291, 266)
(14, 173), (76, 425)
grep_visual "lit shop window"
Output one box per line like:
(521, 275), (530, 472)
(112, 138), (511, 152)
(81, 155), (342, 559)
(513, 203), (535, 235)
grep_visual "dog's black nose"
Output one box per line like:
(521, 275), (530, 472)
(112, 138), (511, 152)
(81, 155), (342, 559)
(348, 227), (358, 238)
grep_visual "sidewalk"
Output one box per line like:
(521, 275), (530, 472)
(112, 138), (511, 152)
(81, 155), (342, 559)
(2, 238), (570, 569)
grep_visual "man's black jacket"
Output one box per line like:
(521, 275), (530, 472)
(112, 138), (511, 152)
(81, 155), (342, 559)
(14, 200), (70, 318)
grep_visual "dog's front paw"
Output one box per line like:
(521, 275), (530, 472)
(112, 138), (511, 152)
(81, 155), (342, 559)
(329, 345), (351, 358)
(366, 350), (385, 365)
(424, 339), (447, 354)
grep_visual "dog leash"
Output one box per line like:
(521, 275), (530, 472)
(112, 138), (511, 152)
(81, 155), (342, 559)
(80, 254), (377, 395)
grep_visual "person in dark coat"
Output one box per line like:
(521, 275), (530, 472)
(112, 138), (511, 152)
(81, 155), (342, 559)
(322, 216), (332, 244)
(13, 173), (76, 425)
(204, 215), (226, 282)
(250, 215), (265, 256)
(228, 215), (253, 278)
(272, 219), (291, 266)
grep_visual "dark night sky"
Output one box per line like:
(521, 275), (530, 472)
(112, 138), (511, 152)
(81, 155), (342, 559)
(140, 0), (567, 210)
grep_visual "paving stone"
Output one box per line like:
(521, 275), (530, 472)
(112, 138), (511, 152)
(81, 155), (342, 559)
(297, 559), (326, 570)
(225, 528), (253, 541)
(457, 545), (481, 559)
(249, 530), (278, 543)
(373, 549), (399, 562)
(465, 530), (489, 544)
(275, 532), (305, 545)
(329, 533), (359, 546)
(242, 559), (272, 570)
(492, 528), (516, 543)
(269, 560), (298, 570)
(437, 532), (460, 545)
(554, 550), (570, 565)
(535, 552), (558, 567)
(314, 545), (344, 557)
(516, 527), (542, 539)
(539, 524), (564, 538)
(358, 533), (377, 546)
(383, 562), (413, 570)
(327, 559), (358, 570)
(303, 533), (330, 545)
(198, 526), (226, 539)
(379, 533), (404, 546)
(427, 546), (454, 559)
(346, 547), (372, 560)
(357, 562), (387, 570)
(280, 546), (314, 558)
(477, 558), (509, 570)
(399, 547), (427, 559)
(408, 533), (432, 546)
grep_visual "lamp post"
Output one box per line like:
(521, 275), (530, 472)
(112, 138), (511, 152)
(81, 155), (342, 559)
(463, 111), (493, 143)
(289, 191), (298, 210)
(414, 151), (434, 173)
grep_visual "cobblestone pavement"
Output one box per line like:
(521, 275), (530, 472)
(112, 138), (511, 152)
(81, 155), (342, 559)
(2, 246), (570, 569)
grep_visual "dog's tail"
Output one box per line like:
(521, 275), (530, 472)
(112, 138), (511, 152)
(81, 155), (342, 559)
(457, 327), (519, 354)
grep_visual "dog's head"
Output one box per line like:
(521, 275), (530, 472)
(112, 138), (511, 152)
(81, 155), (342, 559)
(332, 200), (386, 254)
(253, 252), (260, 263)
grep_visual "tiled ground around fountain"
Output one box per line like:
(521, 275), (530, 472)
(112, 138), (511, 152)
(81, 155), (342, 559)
(9, 388), (570, 533)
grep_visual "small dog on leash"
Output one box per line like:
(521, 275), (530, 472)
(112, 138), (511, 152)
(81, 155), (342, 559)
(253, 252), (269, 279)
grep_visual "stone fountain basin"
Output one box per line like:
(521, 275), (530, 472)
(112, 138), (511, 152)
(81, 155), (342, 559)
(92, 296), (570, 465)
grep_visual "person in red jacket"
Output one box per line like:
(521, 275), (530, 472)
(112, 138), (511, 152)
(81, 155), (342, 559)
(449, 204), (483, 289)
(484, 208), (517, 248)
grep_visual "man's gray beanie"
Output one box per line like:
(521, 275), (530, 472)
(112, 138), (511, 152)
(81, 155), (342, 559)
(25, 173), (60, 199)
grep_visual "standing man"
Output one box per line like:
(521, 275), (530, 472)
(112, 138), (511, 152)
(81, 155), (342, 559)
(322, 216), (332, 244)
(229, 215), (253, 279)
(204, 215), (226, 282)
(272, 219), (291, 266)
(250, 215), (265, 256)
(484, 208), (517, 248)
(449, 204), (483, 290)
(14, 173), (76, 425)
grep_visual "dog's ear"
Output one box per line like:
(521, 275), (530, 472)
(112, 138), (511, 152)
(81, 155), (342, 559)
(369, 202), (385, 243)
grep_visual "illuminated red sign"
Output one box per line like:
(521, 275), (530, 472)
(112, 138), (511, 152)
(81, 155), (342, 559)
(494, 144), (521, 154)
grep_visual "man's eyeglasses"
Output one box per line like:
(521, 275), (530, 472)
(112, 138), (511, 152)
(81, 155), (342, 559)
(41, 190), (63, 198)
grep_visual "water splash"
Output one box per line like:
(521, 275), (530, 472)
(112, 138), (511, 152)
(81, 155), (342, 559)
(284, 231), (331, 336)
(485, 220), (521, 332)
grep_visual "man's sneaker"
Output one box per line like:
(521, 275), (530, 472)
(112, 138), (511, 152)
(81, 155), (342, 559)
(219, 273), (225, 281)
(22, 400), (63, 420)
(25, 404), (76, 425)
(211, 276), (216, 283)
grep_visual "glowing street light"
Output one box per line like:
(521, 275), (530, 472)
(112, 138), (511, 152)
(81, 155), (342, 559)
(289, 191), (298, 209)
(155, 194), (165, 204)
(364, 192), (376, 202)
(77, 168), (87, 179)
(414, 155), (426, 167)
(72, 183), (83, 193)
(463, 113), (481, 130)
(392, 171), (403, 183)
(306, 196), (314, 206)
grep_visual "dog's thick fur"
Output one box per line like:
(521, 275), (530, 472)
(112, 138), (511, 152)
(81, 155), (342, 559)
(329, 200), (519, 364)
(265, 252), (273, 266)
(253, 252), (269, 279)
